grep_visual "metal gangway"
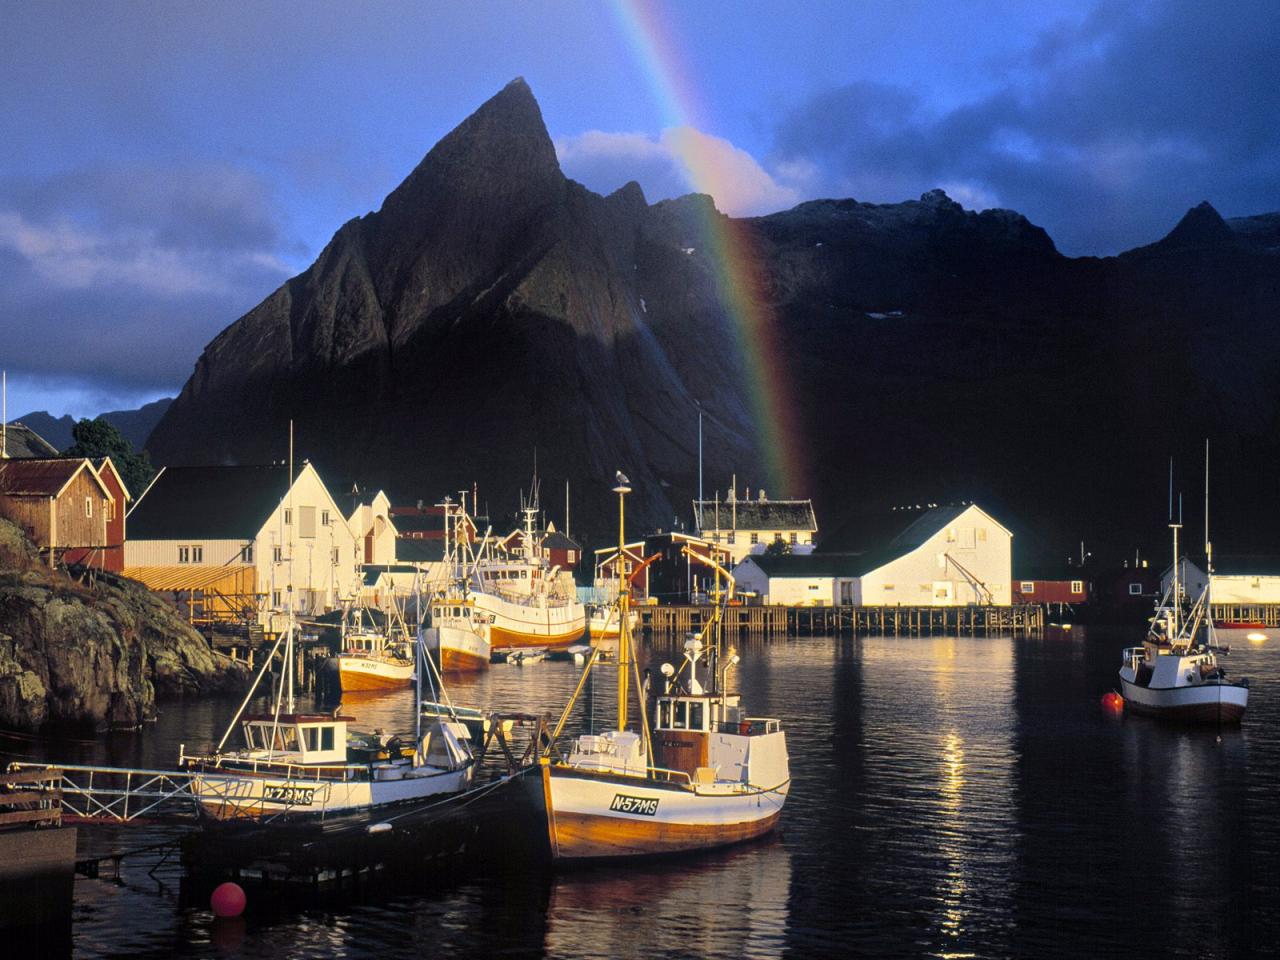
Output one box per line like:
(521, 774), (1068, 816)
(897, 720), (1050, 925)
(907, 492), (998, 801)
(4, 762), (328, 822)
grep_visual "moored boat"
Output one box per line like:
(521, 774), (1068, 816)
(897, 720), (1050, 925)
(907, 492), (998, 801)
(534, 473), (790, 861)
(181, 610), (474, 819)
(431, 495), (586, 670)
(334, 609), (415, 692)
(1117, 469), (1249, 723)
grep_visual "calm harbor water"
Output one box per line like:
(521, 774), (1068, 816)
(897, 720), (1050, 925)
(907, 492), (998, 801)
(7, 626), (1279, 958)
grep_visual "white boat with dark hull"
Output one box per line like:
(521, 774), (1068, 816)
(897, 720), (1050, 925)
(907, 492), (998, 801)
(534, 475), (789, 861)
(182, 613), (474, 819)
(1117, 499), (1249, 723)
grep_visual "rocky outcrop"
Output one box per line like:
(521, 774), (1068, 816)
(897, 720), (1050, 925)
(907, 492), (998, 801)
(0, 519), (247, 731)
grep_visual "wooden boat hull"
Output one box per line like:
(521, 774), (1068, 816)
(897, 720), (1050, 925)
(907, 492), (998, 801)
(1118, 676), (1248, 723)
(538, 763), (787, 861)
(337, 656), (414, 691)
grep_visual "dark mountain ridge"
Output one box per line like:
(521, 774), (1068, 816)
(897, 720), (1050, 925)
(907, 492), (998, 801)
(17, 397), (173, 452)
(147, 80), (1280, 563)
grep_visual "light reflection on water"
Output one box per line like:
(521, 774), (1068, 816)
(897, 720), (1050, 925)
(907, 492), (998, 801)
(6, 628), (1278, 958)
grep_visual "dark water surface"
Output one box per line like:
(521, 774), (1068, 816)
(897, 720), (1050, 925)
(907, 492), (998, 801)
(7, 627), (1279, 958)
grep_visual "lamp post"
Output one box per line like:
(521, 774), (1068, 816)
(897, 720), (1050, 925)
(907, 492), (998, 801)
(613, 472), (631, 731)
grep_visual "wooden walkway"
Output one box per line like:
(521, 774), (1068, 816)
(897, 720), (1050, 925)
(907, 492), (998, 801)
(639, 603), (1044, 637)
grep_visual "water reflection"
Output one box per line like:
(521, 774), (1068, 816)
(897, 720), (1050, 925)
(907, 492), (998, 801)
(6, 631), (1279, 958)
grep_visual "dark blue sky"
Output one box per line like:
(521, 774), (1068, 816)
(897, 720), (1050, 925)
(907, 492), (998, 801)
(3, 0), (1277, 420)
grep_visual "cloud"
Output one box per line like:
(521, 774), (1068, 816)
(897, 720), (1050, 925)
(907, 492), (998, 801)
(770, 0), (1280, 255)
(557, 126), (802, 217)
(0, 162), (299, 409)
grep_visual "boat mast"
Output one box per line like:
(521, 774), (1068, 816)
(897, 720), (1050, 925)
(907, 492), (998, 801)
(614, 473), (631, 732)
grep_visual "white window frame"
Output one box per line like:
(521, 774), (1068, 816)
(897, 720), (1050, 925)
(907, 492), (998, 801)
(178, 545), (190, 564)
(192, 545), (203, 563)
(1020, 581), (1035, 593)
(85, 496), (93, 517)
(1128, 582), (1143, 596)
(1071, 580), (1083, 594)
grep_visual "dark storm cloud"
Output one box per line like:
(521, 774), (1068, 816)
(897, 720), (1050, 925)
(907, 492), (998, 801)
(0, 162), (297, 400)
(772, 0), (1280, 255)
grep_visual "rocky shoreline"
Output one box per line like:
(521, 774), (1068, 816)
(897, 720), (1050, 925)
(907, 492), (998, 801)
(0, 519), (248, 732)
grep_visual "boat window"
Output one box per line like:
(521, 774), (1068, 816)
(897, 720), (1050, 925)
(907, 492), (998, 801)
(321, 726), (335, 751)
(673, 701), (688, 729)
(657, 700), (671, 728)
(303, 726), (319, 751)
(688, 701), (705, 731)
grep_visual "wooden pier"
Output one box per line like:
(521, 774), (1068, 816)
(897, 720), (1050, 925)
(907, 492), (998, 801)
(1211, 604), (1280, 627)
(639, 603), (1044, 637)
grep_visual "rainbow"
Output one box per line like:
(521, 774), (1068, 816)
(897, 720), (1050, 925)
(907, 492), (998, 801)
(609, 0), (808, 497)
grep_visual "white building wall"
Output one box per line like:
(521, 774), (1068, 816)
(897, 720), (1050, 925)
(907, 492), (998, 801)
(124, 538), (247, 567)
(1208, 574), (1280, 604)
(767, 576), (835, 606)
(1161, 560), (1208, 601)
(706, 528), (818, 567)
(254, 463), (362, 632)
(859, 505), (1012, 606)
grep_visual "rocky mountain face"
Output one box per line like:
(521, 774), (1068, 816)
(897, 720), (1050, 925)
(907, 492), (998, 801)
(0, 519), (247, 731)
(147, 79), (1280, 561)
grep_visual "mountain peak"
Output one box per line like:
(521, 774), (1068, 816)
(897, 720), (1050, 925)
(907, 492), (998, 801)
(378, 79), (561, 221)
(1157, 200), (1234, 249)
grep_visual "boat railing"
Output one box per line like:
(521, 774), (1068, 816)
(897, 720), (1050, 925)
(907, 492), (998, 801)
(181, 750), (373, 783)
(1121, 646), (1146, 670)
(645, 765), (693, 785)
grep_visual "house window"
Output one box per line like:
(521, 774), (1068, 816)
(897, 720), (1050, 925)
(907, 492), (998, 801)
(1021, 581), (1035, 593)
(946, 527), (956, 543)
(242, 544), (253, 563)
(883, 584), (895, 591)
(178, 546), (190, 563)
(192, 545), (203, 563)
(273, 546), (283, 563)
(85, 497), (93, 517)
(1071, 580), (1084, 594)
(321, 509), (330, 526)
(808, 584), (819, 590)
(1128, 583), (1143, 596)
(284, 509), (292, 525)
(727, 532), (735, 544)
(750, 533), (759, 545)
(789, 532), (797, 544)
(332, 547), (339, 564)
(273, 590), (282, 607)
(568, 550), (576, 563)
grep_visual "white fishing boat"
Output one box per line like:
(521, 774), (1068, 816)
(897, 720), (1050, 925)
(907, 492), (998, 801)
(334, 607), (415, 692)
(587, 602), (637, 644)
(430, 493), (586, 671)
(182, 590), (473, 817)
(534, 473), (790, 861)
(1117, 452), (1249, 723)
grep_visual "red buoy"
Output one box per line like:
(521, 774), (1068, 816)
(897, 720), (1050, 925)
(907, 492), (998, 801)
(210, 881), (246, 918)
(1101, 691), (1124, 712)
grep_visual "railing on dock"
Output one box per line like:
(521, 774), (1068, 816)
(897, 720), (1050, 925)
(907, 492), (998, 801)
(0, 766), (63, 828)
(6, 763), (203, 822)
(639, 603), (1044, 637)
(1210, 604), (1280, 627)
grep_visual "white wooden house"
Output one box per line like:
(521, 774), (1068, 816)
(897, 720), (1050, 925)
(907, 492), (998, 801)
(693, 489), (817, 566)
(1162, 557), (1280, 604)
(735, 503), (1012, 606)
(124, 462), (361, 630)
(347, 489), (398, 566)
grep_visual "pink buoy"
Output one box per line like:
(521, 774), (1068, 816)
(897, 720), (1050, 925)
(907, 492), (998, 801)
(1101, 691), (1124, 712)
(210, 881), (246, 918)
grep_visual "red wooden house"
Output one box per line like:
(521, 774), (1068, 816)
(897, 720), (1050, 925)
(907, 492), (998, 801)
(0, 458), (113, 565)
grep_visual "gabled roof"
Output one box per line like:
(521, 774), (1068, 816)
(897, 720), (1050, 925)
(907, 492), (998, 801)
(127, 464), (292, 540)
(738, 553), (865, 578)
(1210, 555), (1280, 577)
(395, 538), (446, 563)
(92, 457), (132, 502)
(693, 498), (817, 532)
(0, 457), (112, 500)
(2, 421), (59, 458)
(362, 563), (421, 585)
(541, 531), (580, 551)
